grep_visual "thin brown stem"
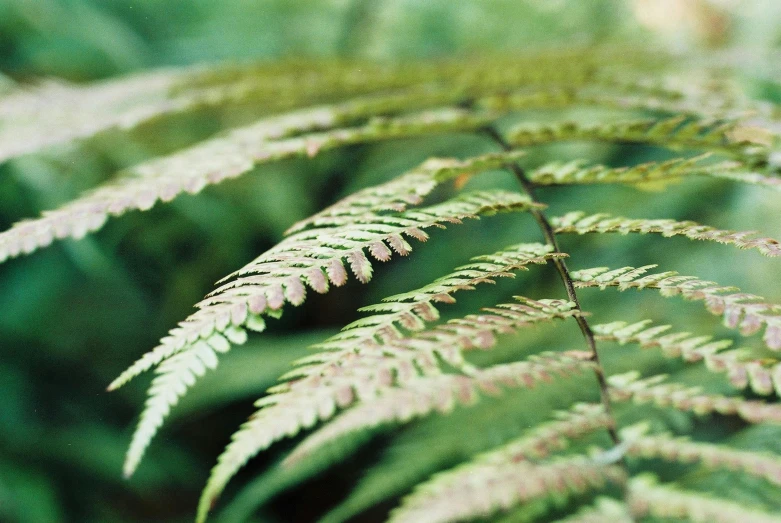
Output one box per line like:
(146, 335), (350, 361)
(483, 126), (623, 449)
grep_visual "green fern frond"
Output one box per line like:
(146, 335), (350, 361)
(595, 320), (780, 395)
(195, 243), (565, 519)
(627, 474), (781, 523)
(556, 497), (632, 523)
(118, 189), (538, 478)
(622, 428), (781, 487)
(609, 372), (781, 423)
(8, 46), (781, 522)
(506, 116), (774, 162)
(283, 353), (595, 467)
(572, 265), (781, 350)
(388, 454), (625, 523)
(386, 403), (613, 523)
(553, 212), (781, 256)
(0, 104), (496, 263)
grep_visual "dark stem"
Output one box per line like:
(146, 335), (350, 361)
(483, 126), (623, 449)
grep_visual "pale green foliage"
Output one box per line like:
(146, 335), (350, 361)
(3, 49), (781, 522)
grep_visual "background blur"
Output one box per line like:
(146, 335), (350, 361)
(1, 1), (781, 522)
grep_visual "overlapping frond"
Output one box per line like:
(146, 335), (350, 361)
(118, 189), (538, 479)
(530, 156), (781, 190)
(557, 498), (632, 523)
(572, 265), (781, 350)
(506, 116), (774, 161)
(285, 352), (595, 467)
(196, 243), (570, 520)
(609, 372), (781, 423)
(18, 51), (778, 521)
(628, 475), (781, 523)
(0, 103), (496, 264)
(594, 320), (781, 396)
(553, 211), (781, 256)
(622, 428), (781, 486)
(388, 454), (625, 523)
(529, 154), (711, 186)
(388, 403), (612, 522)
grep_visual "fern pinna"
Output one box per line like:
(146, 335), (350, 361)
(3, 49), (781, 521)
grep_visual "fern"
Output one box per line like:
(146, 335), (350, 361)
(5, 46), (781, 522)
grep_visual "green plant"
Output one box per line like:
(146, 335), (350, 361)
(3, 48), (781, 522)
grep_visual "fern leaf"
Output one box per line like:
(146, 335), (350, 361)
(286, 352), (588, 464)
(572, 265), (781, 350)
(480, 85), (764, 124)
(595, 320), (780, 396)
(118, 189), (538, 478)
(285, 150), (526, 235)
(0, 69), (205, 163)
(0, 103), (496, 263)
(506, 116), (772, 162)
(553, 212), (781, 256)
(529, 155), (710, 186)
(555, 498), (632, 523)
(628, 474), (781, 523)
(388, 454), (625, 523)
(194, 243), (566, 520)
(622, 429), (781, 487)
(609, 372), (781, 424)
(388, 403), (613, 523)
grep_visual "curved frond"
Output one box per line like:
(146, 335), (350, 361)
(195, 243), (568, 520)
(623, 429), (781, 487)
(118, 189), (538, 478)
(628, 475), (781, 523)
(572, 265), (781, 350)
(595, 320), (781, 396)
(553, 212), (781, 257)
(506, 116), (774, 163)
(555, 498), (632, 523)
(0, 104), (494, 264)
(285, 352), (595, 466)
(388, 454), (625, 523)
(285, 150), (527, 235)
(609, 372), (781, 424)
(389, 403), (613, 523)
(530, 156), (781, 190)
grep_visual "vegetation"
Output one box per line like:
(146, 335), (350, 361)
(2, 2), (781, 522)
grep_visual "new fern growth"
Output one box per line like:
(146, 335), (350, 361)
(3, 49), (781, 521)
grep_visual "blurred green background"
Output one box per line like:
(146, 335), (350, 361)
(1, 1), (781, 522)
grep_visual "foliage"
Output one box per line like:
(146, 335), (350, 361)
(3, 2), (781, 522)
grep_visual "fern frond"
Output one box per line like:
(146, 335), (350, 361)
(553, 212), (781, 257)
(594, 320), (780, 396)
(0, 69), (205, 163)
(628, 474), (781, 523)
(529, 155), (710, 186)
(480, 85), (764, 124)
(118, 189), (538, 478)
(285, 351), (593, 466)
(555, 498), (632, 523)
(530, 156), (781, 190)
(506, 116), (773, 162)
(388, 454), (625, 523)
(572, 265), (781, 350)
(622, 429), (781, 487)
(0, 104), (495, 263)
(387, 403), (613, 522)
(609, 372), (781, 424)
(195, 243), (566, 519)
